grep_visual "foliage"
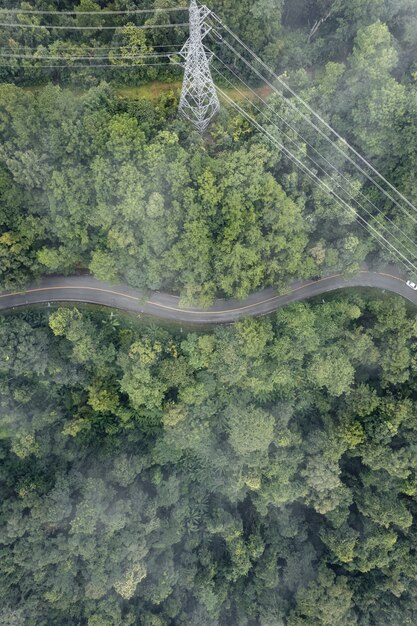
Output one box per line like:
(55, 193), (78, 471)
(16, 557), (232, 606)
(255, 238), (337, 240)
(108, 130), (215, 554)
(1, 292), (417, 624)
(1, 3), (417, 624)
(2, 0), (417, 297)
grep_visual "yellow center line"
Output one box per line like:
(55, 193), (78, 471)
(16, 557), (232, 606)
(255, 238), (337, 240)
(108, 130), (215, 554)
(0, 271), (407, 317)
(377, 272), (404, 283)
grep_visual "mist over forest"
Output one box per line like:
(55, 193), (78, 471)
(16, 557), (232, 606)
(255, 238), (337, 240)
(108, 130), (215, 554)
(1, 1), (417, 625)
(2, 293), (417, 625)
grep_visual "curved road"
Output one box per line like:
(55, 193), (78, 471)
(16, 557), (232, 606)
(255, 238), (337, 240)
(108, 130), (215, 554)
(0, 268), (416, 324)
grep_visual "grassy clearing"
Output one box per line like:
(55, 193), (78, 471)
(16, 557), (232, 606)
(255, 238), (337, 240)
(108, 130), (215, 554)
(117, 80), (272, 103)
(20, 79), (273, 105)
(117, 81), (182, 100)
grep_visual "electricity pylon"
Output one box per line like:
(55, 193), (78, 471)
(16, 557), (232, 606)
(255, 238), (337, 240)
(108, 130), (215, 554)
(178, 0), (220, 132)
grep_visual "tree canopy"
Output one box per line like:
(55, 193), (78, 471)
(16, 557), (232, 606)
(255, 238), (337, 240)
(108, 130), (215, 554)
(1, 292), (417, 624)
(1, 2), (417, 624)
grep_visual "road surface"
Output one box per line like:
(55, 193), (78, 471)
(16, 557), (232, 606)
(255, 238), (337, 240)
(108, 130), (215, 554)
(0, 268), (415, 324)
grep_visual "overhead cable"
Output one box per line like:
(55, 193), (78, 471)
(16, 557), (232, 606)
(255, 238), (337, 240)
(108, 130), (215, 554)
(0, 44), (184, 51)
(215, 85), (417, 276)
(215, 32), (417, 228)
(208, 46), (417, 262)
(210, 12), (417, 221)
(0, 61), (181, 69)
(0, 21), (189, 30)
(0, 7), (187, 15)
(0, 52), (178, 60)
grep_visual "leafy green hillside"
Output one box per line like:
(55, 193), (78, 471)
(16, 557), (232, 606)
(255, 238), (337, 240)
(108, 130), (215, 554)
(2, 2), (417, 624)
(1, 293), (417, 625)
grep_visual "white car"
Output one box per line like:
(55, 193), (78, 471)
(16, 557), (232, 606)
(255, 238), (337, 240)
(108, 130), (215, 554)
(406, 280), (417, 290)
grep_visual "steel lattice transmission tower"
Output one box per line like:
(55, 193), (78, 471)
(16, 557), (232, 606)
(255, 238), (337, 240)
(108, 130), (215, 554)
(179, 0), (220, 132)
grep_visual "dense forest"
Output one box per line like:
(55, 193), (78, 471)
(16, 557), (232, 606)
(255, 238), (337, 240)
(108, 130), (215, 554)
(2, 1), (417, 625)
(1, 1), (417, 301)
(1, 293), (417, 625)
(1, 0), (417, 86)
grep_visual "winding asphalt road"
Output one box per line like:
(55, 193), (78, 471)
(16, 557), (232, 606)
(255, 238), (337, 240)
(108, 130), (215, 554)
(0, 268), (416, 324)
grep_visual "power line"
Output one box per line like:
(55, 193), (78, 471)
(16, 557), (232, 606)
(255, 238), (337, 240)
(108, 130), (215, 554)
(215, 85), (417, 276)
(0, 21), (190, 30)
(212, 77), (417, 262)
(0, 62), (181, 69)
(0, 52), (178, 60)
(209, 12), (417, 223)
(0, 44), (184, 51)
(208, 45), (417, 261)
(214, 31), (417, 230)
(0, 7), (187, 15)
(211, 64), (417, 266)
